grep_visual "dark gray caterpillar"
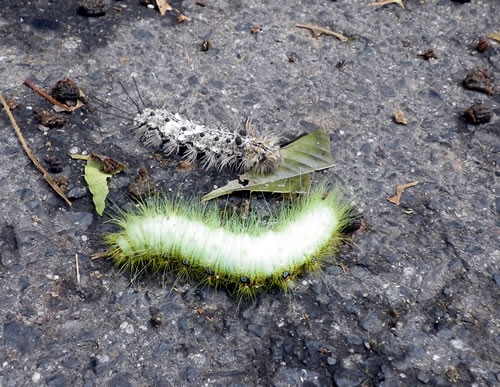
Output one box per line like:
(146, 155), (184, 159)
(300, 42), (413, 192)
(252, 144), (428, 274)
(134, 107), (282, 174)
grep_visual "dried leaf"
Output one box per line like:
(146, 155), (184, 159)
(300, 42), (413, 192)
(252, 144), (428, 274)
(369, 0), (405, 9)
(34, 109), (68, 128)
(3, 98), (20, 110)
(463, 69), (495, 95)
(155, 0), (172, 16)
(486, 32), (500, 42)
(392, 110), (408, 125)
(296, 24), (350, 42)
(176, 14), (187, 23)
(417, 49), (438, 60)
(386, 181), (418, 205)
(202, 128), (333, 200)
(176, 160), (196, 171)
(128, 166), (158, 199)
(250, 26), (262, 34)
(200, 40), (212, 51)
(23, 79), (84, 112)
(90, 152), (127, 174)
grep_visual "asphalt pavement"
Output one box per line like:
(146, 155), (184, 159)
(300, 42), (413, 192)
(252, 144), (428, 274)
(0, 1), (498, 386)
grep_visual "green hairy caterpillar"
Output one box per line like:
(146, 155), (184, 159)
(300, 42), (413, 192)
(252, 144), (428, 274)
(103, 186), (350, 298)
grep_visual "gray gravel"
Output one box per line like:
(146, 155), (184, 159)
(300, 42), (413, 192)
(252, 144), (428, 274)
(0, 0), (499, 386)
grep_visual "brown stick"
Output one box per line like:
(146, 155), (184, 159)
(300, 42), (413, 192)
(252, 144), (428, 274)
(75, 254), (81, 284)
(386, 181), (418, 205)
(22, 79), (73, 112)
(296, 24), (349, 42)
(369, 0), (405, 9)
(0, 94), (72, 207)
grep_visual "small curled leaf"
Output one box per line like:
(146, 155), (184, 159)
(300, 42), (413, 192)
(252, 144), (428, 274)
(70, 153), (126, 215)
(84, 158), (113, 216)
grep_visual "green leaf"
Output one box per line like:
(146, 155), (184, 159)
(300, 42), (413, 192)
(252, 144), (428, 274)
(202, 127), (333, 201)
(202, 174), (311, 201)
(84, 158), (113, 215)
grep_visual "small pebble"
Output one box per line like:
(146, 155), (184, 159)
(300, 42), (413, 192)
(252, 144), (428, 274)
(32, 372), (42, 383)
(120, 321), (135, 334)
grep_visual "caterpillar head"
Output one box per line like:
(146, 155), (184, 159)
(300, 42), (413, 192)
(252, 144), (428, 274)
(241, 138), (282, 174)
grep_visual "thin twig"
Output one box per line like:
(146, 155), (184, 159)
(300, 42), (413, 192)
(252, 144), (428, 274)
(296, 24), (349, 42)
(369, 0), (405, 9)
(22, 79), (73, 112)
(91, 252), (109, 260)
(0, 94), (72, 207)
(386, 181), (418, 205)
(75, 254), (81, 284)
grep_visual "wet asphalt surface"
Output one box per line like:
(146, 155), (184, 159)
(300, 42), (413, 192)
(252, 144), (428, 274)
(0, 0), (499, 386)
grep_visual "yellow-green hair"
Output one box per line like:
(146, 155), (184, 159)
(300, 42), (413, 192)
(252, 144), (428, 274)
(103, 185), (350, 298)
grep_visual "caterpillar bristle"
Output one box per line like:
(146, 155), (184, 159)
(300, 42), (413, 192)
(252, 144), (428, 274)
(217, 154), (238, 172)
(200, 151), (218, 171)
(162, 140), (181, 157)
(234, 281), (259, 300)
(241, 136), (283, 175)
(119, 79), (143, 114)
(183, 145), (199, 163)
(91, 95), (136, 121)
